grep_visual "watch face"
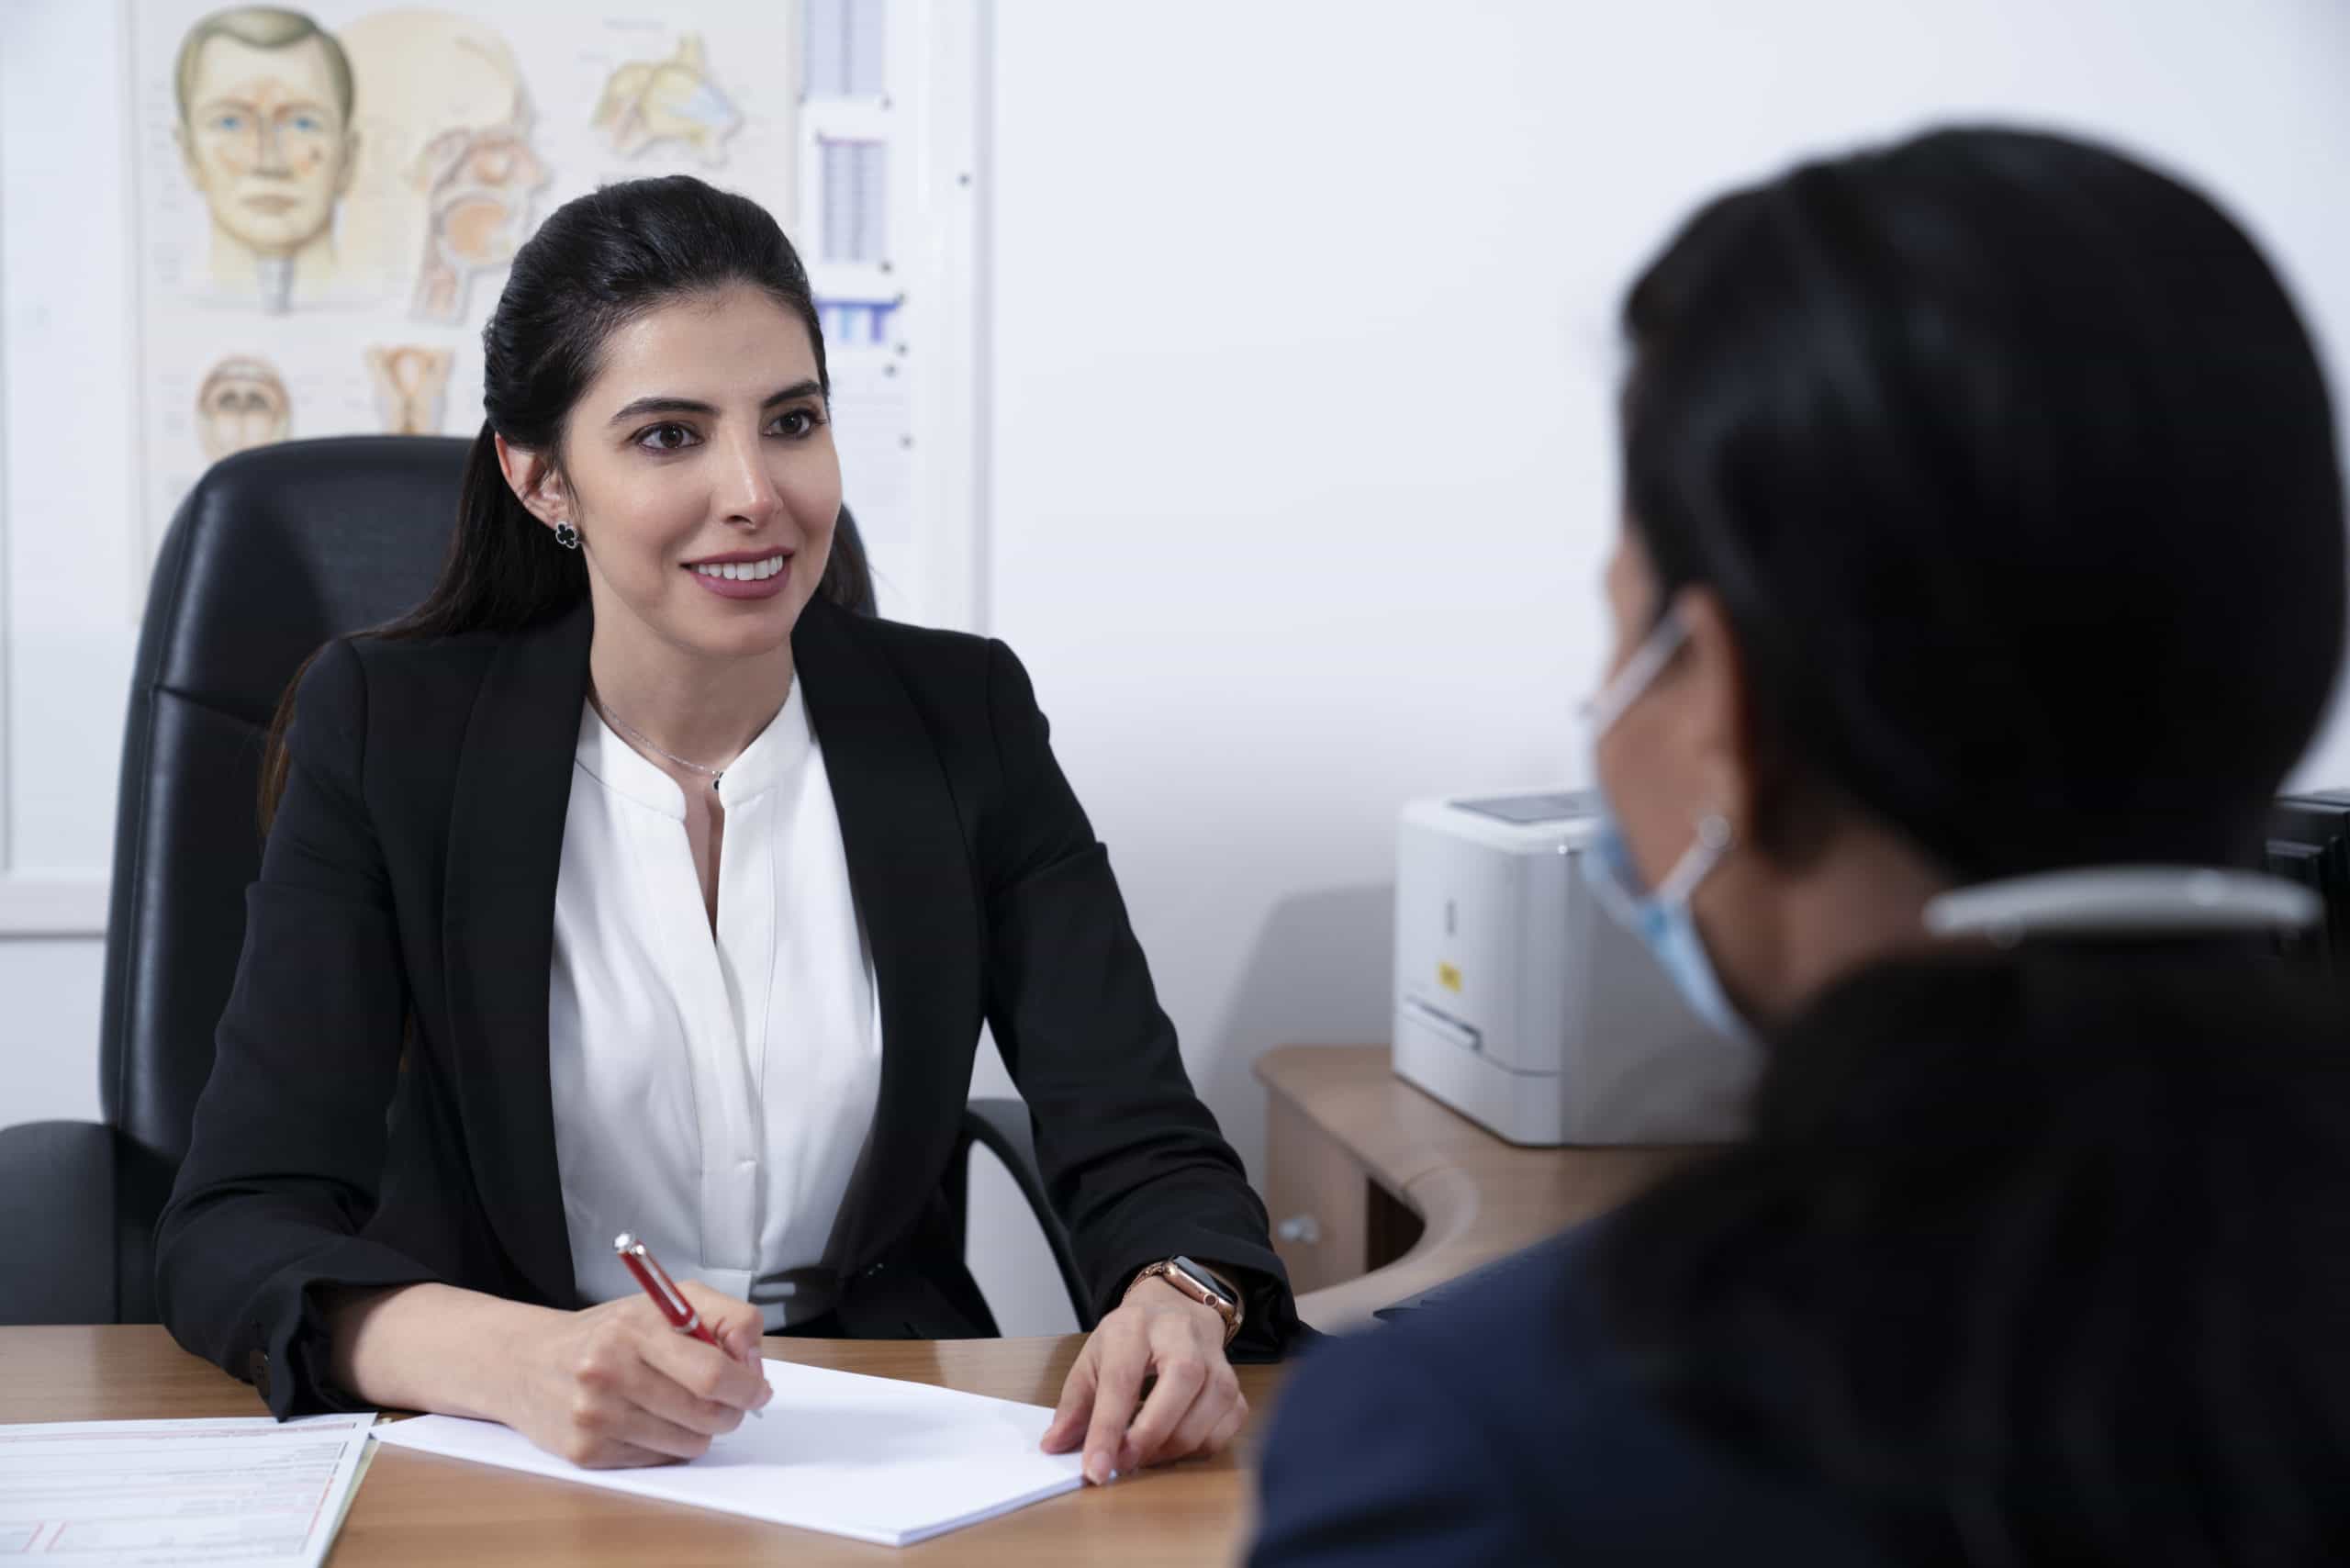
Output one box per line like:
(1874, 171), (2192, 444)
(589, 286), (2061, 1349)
(1169, 1256), (1233, 1306)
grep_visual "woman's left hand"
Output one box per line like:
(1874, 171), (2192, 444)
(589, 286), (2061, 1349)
(1040, 1275), (1247, 1484)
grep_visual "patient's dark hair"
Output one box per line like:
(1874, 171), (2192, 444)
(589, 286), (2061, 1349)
(261, 176), (869, 827)
(1618, 128), (2342, 879)
(1600, 127), (2349, 1565)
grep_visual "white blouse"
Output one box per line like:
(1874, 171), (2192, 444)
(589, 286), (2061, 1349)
(546, 680), (883, 1330)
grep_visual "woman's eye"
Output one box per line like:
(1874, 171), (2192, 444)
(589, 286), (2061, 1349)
(770, 409), (823, 438)
(288, 114), (320, 132)
(636, 423), (696, 452)
(211, 113), (244, 132)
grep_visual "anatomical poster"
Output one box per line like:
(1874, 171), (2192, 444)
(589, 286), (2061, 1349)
(128, 0), (927, 615)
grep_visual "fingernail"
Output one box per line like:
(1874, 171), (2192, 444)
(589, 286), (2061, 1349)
(1084, 1458), (1104, 1485)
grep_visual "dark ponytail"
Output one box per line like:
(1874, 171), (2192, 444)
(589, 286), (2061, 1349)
(261, 176), (871, 829)
(388, 426), (592, 638)
(1613, 128), (2342, 880)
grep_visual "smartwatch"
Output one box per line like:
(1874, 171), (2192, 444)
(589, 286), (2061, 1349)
(1126, 1255), (1244, 1347)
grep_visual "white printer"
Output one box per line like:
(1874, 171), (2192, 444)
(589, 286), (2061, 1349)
(1393, 790), (1757, 1146)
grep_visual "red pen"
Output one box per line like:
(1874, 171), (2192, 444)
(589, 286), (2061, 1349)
(613, 1231), (764, 1418)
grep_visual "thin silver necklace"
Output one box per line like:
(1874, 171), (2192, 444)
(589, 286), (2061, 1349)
(595, 699), (730, 792)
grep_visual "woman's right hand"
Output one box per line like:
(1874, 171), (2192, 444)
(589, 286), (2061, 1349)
(498, 1282), (774, 1467)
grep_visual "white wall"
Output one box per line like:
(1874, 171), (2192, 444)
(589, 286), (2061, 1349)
(1, 0), (136, 1130)
(7, 1), (2350, 1335)
(971, 0), (2350, 1327)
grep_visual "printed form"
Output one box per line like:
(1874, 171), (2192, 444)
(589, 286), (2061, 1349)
(0, 1412), (375, 1564)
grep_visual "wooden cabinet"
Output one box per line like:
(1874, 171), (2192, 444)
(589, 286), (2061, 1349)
(1257, 1045), (1703, 1331)
(1262, 1094), (1368, 1294)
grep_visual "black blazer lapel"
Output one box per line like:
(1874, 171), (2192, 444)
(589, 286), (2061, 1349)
(793, 599), (985, 1271)
(441, 603), (591, 1307)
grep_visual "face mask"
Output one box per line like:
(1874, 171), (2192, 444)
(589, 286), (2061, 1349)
(1579, 611), (1751, 1041)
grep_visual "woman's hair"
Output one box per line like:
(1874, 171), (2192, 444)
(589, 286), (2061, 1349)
(1617, 127), (2344, 879)
(1599, 128), (2350, 1564)
(260, 176), (871, 829)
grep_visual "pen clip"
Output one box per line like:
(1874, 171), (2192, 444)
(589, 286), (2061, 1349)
(613, 1231), (697, 1327)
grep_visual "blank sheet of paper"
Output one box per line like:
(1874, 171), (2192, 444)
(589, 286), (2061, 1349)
(370, 1356), (1085, 1547)
(0, 1412), (376, 1565)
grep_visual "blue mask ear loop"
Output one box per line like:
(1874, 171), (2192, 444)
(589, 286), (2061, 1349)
(1652, 810), (1734, 907)
(1580, 610), (1691, 740)
(1578, 608), (1700, 916)
(1578, 608), (1753, 1040)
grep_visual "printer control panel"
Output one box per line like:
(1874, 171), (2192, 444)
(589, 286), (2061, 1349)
(1449, 790), (1595, 825)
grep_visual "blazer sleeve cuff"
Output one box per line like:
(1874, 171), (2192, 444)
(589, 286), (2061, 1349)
(249, 1239), (444, 1419)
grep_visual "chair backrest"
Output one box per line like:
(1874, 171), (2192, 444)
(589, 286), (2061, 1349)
(99, 436), (469, 1316)
(96, 434), (877, 1320)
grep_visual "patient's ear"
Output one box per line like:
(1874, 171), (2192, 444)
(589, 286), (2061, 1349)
(1671, 585), (1757, 835)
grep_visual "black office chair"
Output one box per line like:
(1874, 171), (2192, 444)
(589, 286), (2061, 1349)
(0, 435), (1088, 1329)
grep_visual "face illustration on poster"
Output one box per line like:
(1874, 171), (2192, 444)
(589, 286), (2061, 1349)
(167, 6), (560, 325)
(173, 6), (361, 313)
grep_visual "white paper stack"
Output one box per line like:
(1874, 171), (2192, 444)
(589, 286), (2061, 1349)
(370, 1356), (1085, 1547)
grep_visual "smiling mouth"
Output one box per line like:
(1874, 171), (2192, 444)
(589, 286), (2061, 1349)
(688, 553), (789, 582)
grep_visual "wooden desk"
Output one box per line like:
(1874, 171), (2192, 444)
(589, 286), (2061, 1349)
(0, 1327), (1283, 1565)
(1258, 1045), (1706, 1332)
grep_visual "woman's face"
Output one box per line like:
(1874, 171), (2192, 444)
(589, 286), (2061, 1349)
(537, 282), (841, 662)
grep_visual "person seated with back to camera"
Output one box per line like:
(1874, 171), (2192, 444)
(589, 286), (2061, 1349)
(157, 174), (1299, 1484)
(1251, 125), (2350, 1566)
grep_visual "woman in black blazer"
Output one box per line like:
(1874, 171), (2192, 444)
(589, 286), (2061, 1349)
(1254, 128), (2350, 1563)
(159, 176), (1295, 1480)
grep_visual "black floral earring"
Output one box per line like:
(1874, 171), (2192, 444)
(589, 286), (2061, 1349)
(553, 520), (580, 550)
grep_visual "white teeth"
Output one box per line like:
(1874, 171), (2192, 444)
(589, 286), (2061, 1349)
(692, 554), (787, 582)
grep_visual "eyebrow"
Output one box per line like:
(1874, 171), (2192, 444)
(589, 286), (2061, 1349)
(607, 380), (825, 426)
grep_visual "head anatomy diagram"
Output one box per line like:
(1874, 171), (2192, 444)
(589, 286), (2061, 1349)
(173, 6), (358, 309)
(195, 355), (291, 459)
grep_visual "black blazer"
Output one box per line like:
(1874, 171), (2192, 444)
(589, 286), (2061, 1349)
(158, 597), (1297, 1417)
